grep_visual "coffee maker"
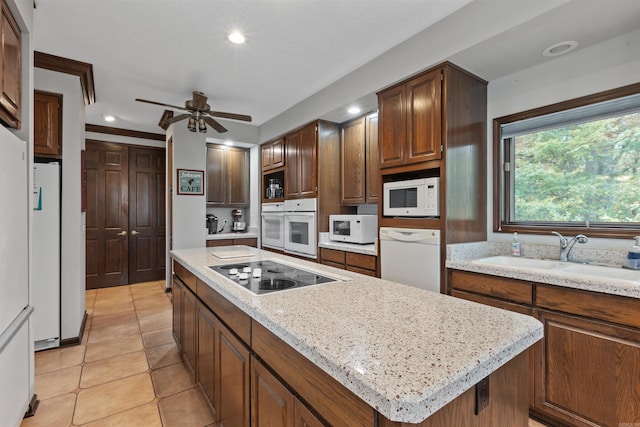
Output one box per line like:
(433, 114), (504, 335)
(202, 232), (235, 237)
(231, 209), (246, 232)
(206, 214), (218, 234)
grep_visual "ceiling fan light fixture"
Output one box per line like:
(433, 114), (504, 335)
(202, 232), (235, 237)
(198, 117), (207, 133)
(187, 116), (197, 132)
(228, 31), (245, 44)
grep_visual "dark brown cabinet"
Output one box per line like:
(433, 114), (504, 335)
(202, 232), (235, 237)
(449, 269), (640, 427)
(172, 268), (197, 380)
(319, 248), (378, 277)
(285, 123), (317, 199)
(206, 238), (257, 248)
(217, 321), (251, 427)
(207, 145), (249, 207)
(34, 91), (62, 158)
(261, 138), (285, 171)
(0, 0), (21, 129)
(197, 302), (217, 418)
(251, 356), (325, 427)
(341, 113), (379, 205)
(378, 69), (441, 169)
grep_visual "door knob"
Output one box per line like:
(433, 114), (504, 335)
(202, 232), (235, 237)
(117, 231), (127, 236)
(131, 230), (139, 236)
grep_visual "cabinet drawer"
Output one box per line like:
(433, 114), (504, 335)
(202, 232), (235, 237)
(450, 270), (533, 305)
(320, 248), (345, 264)
(451, 290), (533, 316)
(197, 279), (251, 345)
(345, 265), (376, 277)
(174, 261), (197, 293)
(536, 284), (640, 329)
(207, 239), (233, 247)
(233, 238), (257, 247)
(346, 252), (376, 270)
(320, 260), (344, 270)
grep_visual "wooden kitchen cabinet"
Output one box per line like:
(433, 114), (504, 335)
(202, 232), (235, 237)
(378, 69), (441, 169)
(0, 0), (21, 129)
(261, 137), (285, 171)
(251, 356), (325, 427)
(207, 145), (249, 207)
(217, 320), (251, 427)
(197, 301), (217, 418)
(171, 275), (183, 350)
(182, 282), (197, 380)
(341, 113), (379, 205)
(207, 238), (257, 248)
(34, 91), (62, 158)
(319, 247), (378, 277)
(285, 122), (317, 199)
(449, 268), (640, 427)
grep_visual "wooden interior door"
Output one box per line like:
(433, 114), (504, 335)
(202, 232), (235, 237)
(128, 146), (166, 283)
(85, 141), (129, 289)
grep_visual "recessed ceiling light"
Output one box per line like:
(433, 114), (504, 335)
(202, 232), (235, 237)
(228, 32), (245, 44)
(348, 107), (361, 114)
(103, 115), (115, 122)
(542, 40), (578, 57)
(224, 140), (234, 146)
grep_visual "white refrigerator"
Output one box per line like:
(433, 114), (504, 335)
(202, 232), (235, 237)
(0, 126), (34, 426)
(33, 162), (61, 350)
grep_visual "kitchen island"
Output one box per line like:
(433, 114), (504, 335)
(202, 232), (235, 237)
(171, 246), (542, 426)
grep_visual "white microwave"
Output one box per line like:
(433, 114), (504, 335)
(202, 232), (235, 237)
(383, 177), (440, 217)
(329, 215), (378, 244)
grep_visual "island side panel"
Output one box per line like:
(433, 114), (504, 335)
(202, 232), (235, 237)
(376, 351), (529, 427)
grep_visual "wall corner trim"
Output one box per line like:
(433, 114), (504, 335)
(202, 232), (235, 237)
(34, 51), (96, 105)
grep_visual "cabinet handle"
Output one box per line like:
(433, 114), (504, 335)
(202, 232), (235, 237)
(117, 231), (127, 236)
(131, 230), (139, 236)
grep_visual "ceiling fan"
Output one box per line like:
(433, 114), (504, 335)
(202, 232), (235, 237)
(135, 91), (252, 133)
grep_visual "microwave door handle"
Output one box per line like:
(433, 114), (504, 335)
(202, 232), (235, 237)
(382, 229), (431, 242)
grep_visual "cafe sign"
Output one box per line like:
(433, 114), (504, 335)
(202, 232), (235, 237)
(177, 169), (204, 195)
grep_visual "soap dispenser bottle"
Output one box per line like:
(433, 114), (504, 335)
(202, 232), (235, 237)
(627, 236), (640, 270)
(511, 232), (521, 257)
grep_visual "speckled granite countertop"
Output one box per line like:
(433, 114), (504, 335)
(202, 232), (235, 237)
(446, 241), (640, 299)
(206, 231), (258, 240)
(171, 246), (542, 423)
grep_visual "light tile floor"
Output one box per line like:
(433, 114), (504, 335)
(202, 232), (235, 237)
(21, 280), (549, 427)
(21, 280), (215, 427)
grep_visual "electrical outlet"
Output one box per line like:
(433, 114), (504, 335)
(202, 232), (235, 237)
(475, 376), (490, 415)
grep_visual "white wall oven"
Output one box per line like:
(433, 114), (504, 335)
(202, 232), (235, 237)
(283, 198), (317, 258)
(261, 202), (285, 250)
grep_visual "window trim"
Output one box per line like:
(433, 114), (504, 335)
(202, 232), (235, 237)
(493, 82), (640, 239)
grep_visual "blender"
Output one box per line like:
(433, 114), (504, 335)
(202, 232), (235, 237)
(231, 209), (246, 232)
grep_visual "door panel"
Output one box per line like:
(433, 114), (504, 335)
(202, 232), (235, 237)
(129, 147), (166, 283)
(85, 141), (129, 289)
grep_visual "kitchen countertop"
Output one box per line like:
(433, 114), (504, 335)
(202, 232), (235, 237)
(171, 246), (542, 423)
(446, 242), (640, 299)
(206, 231), (258, 240)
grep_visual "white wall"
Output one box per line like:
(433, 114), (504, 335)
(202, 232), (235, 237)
(34, 68), (86, 341)
(486, 28), (640, 250)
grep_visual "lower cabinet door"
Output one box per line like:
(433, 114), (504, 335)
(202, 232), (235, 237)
(217, 322), (250, 427)
(197, 302), (217, 417)
(293, 396), (325, 427)
(251, 356), (294, 427)
(182, 285), (197, 379)
(172, 277), (183, 349)
(536, 309), (640, 427)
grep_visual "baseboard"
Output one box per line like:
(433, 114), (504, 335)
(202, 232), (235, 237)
(59, 311), (88, 347)
(23, 393), (39, 418)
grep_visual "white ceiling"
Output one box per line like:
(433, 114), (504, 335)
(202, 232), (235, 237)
(33, 0), (640, 142)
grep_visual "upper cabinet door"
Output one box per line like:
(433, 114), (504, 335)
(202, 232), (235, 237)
(0, 0), (21, 128)
(226, 148), (249, 206)
(341, 117), (366, 205)
(365, 113), (379, 202)
(378, 84), (406, 169)
(270, 138), (285, 169)
(284, 131), (300, 198)
(206, 146), (226, 205)
(298, 123), (317, 197)
(34, 91), (62, 158)
(406, 69), (442, 164)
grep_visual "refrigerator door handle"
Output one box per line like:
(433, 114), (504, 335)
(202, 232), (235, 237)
(0, 306), (33, 353)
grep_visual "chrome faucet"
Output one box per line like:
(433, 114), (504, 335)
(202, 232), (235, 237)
(551, 231), (589, 262)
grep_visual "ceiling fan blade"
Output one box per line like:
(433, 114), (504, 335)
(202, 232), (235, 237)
(208, 111), (252, 122)
(135, 98), (188, 111)
(192, 91), (208, 110)
(204, 116), (228, 133)
(164, 113), (192, 125)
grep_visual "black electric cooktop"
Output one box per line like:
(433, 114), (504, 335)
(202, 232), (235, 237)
(208, 260), (338, 295)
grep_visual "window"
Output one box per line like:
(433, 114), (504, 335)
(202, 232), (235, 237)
(494, 83), (640, 238)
